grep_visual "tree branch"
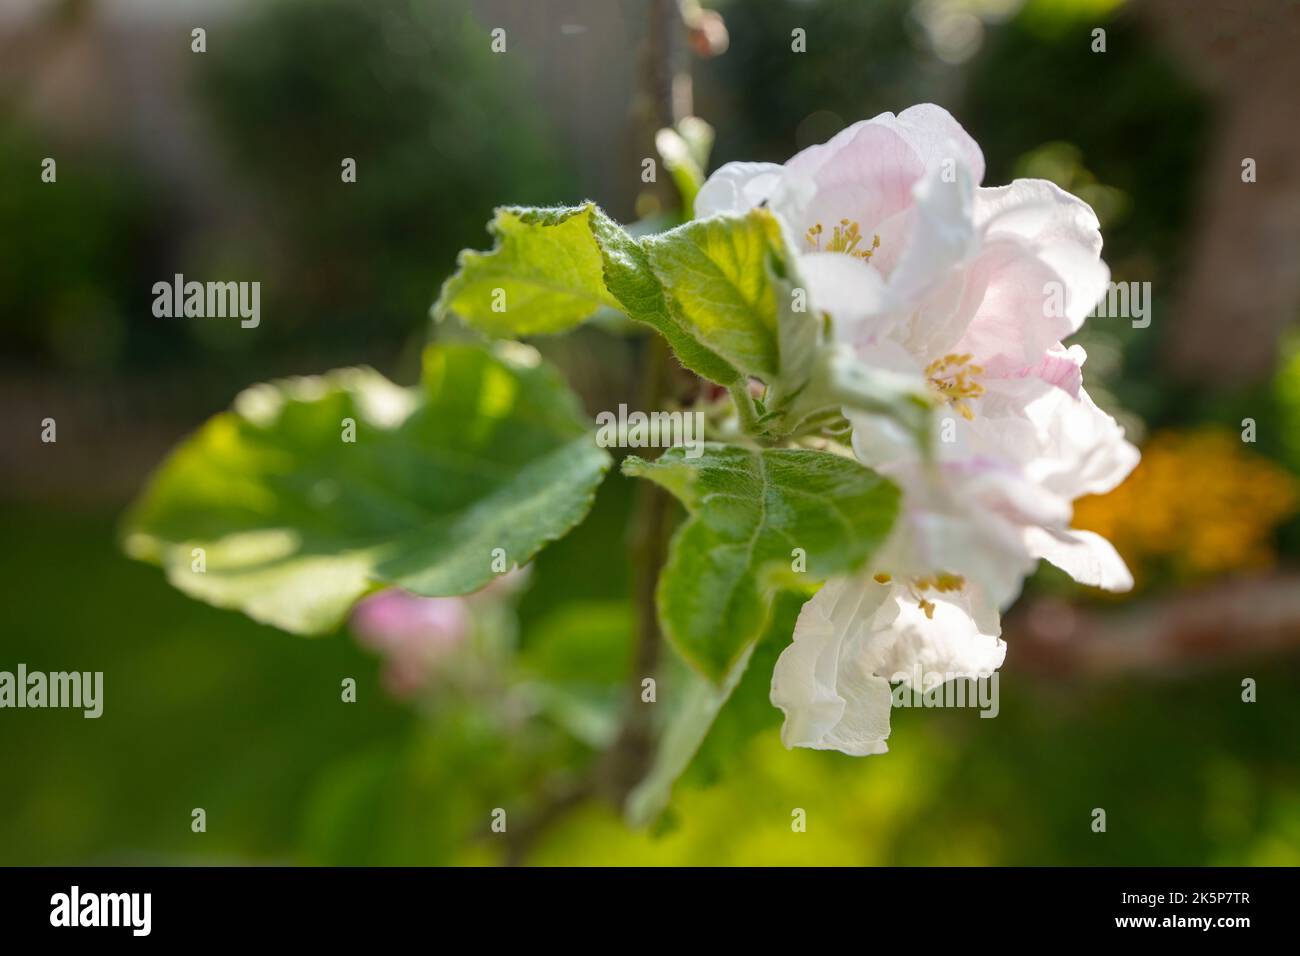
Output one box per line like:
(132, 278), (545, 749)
(1007, 571), (1300, 678)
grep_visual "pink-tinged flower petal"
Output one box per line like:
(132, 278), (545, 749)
(785, 115), (920, 191)
(779, 108), (981, 241)
(954, 376), (1137, 506)
(950, 237), (1079, 366)
(380, 655), (434, 701)
(893, 463), (1058, 610)
(981, 344), (1086, 398)
(1020, 385), (1140, 501)
(786, 105), (986, 188)
(892, 103), (986, 185)
(884, 161), (979, 307)
(351, 589), (470, 652)
(976, 177), (1102, 255)
(1024, 526), (1134, 592)
(971, 178), (1110, 331)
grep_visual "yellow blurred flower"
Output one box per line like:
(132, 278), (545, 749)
(1073, 428), (1299, 588)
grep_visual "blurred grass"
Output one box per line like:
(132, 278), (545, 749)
(0, 504), (409, 865)
(521, 671), (1300, 866)
(3, 502), (1297, 865)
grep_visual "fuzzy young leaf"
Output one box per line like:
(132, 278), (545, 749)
(433, 205), (619, 335)
(624, 637), (756, 828)
(767, 343), (935, 447)
(626, 591), (803, 826)
(123, 343), (611, 634)
(622, 444), (899, 682)
(642, 209), (784, 383)
(586, 209), (745, 385)
(436, 203), (794, 390)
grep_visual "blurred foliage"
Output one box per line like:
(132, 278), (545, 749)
(0, 506), (405, 865)
(195, 0), (575, 361)
(0, 121), (163, 372)
(524, 664), (1300, 866)
(5, 0), (1300, 867)
(0, 0), (577, 384)
(1075, 428), (1299, 591)
(1276, 335), (1300, 476)
(4, 504), (1297, 865)
(699, 0), (934, 165)
(965, 3), (1207, 272)
(963, 4), (1211, 430)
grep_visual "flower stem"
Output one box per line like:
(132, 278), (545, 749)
(729, 381), (762, 437)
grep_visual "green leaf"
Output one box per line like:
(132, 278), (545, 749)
(432, 205), (619, 336)
(625, 637), (756, 828)
(767, 343), (935, 447)
(622, 443), (899, 682)
(515, 600), (632, 749)
(626, 591), (803, 827)
(653, 116), (715, 217)
(642, 209), (784, 383)
(761, 254), (822, 421)
(586, 208), (745, 386)
(123, 342), (611, 634)
(435, 203), (790, 389)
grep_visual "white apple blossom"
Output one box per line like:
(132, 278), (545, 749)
(770, 575), (1003, 755)
(698, 105), (1140, 755)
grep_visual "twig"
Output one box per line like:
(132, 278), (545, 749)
(497, 0), (692, 863)
(601, 335), (677, 801)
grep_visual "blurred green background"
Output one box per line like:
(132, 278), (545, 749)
(2, 0), (1298, 865)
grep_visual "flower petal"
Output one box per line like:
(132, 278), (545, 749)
(694, 161), (785, 218)
(893, 103), (986, 186)
(1025, 526), (1134, 592)
(798, 250), (890, 328)
(771, 577), (894, 755)
(981, 343), (1086, 398)
(875, 587), (1005, 689)
(772, 573), (1005, 756)
(886, 160), (979, 306)
(866, 463), (1049, 611)
(966, 178), (1111, 349)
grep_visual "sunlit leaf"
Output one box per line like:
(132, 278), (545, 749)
(623, 443), (899, 681)
(123, 342), (611, 634)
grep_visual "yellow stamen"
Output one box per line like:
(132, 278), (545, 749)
(805, 219), (880, 260)
(909, 574), (966, 619)
(932, 572), (964, 592)
(925, 353), (985, 419)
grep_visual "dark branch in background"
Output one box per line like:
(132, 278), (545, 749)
(598, 0), (688, 801)
(1008, 571), (1300, 678)
(499, 0), (698, 864)
(602, 334), (677, 801)
(498, 338), (680, 865)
